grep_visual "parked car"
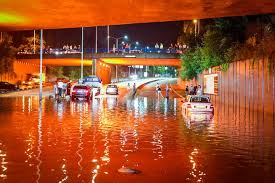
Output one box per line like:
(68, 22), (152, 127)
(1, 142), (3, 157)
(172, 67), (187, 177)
(0, 82), (19, 93)
(71, 84), (92, 100)
(106, 84), (119, 95)
(82, 76), (102, 96)
(19, 83), (33, 90)
(182, 95), (214, 114)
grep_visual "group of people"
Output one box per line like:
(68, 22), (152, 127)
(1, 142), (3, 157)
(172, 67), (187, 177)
(185, 84), (202, 96)
(154, 43), (164, 49)
(62, 44), (81, 51)
(153, 43), (188, 54)
(167, 43), (187, 53)
(156, 83), (171, 98)
(54, 80), (68, 98)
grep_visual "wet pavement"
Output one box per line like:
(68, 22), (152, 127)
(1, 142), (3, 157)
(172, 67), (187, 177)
(0, 82), (275, 183)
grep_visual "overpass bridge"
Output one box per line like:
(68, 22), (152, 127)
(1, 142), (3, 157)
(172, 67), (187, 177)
(16, 52), (181, 67)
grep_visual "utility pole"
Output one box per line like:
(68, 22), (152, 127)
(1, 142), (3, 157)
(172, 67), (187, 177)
(116, 65), (118, 82)
(95, 26), (98, 53)
(93, 26), (98, 76)
(34, 30), (36, 54)
(81, 27), (84, 80)
(39, 29), (43, 100)
(107, 25), (110, 53)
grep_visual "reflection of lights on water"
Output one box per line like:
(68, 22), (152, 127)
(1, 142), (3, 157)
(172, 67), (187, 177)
(91, 164), (100, 183)
(107, 97), (117, 110)
(174, 98), (177, 115)
(57, 102), (64, 120)
(0, 142), (7, 180)
(151, 128), (164, 160)
(120, 125), (139, 165)
(143, 97), (148, 114)
(164, 98), (168, 116)
(134, 98), (139, 118)
(36, 101), (43, 183)
(22, 96), (25, 112)
(77, 104), (84, 176)
(70, 101), (90, 115)
(24, 132), (35, 167)
(28, 97), (32, 113)
(59, 159), (68, 183)
(186, 148), (206, 182)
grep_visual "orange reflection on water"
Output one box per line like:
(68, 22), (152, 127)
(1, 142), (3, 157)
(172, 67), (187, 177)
(0, 142), (7, 180)
(0, 94), (275, 182)
(187, 148), (206, 182)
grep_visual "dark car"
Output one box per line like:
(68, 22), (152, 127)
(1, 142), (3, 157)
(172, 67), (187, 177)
(71, 84), (92, 100)
(0, 82), (18, 93)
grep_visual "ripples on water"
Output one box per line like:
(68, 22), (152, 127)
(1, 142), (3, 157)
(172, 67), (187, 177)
(0, 96), (275, 182)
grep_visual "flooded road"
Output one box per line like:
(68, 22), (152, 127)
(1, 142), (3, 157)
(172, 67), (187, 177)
(0, 87), (275, 182)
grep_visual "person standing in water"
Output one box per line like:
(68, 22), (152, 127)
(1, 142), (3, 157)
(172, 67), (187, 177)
(165, 84), (170, 98)
(133, 83), (136, 93)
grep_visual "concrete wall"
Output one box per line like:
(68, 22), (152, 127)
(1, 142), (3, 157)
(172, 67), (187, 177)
(0, 60), (45, 84)
(181, 56), (275, 120)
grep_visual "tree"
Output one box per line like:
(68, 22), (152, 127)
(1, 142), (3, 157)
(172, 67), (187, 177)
(19, 35), (46, 53)
(180, 17), (248, 80)
(0, 33), (17, 80)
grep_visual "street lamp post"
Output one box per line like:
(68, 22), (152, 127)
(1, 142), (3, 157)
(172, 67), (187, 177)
(34, 30), (36, 54)
(193, 19), (197, 37)
(39, 29), (43, 100)
(108, 35), (128, 82)
(107, 25), (110, 53)
(193, 19), (200, 36)
(81, 27), (84, 80)
(108, 35), (128, 52)
(129, 41), (139, 52)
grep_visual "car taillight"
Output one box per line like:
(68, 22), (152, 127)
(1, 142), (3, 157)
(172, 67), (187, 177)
(187, 104), (191, 108)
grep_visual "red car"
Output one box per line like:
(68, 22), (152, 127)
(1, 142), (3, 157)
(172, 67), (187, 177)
(71, 84), (92, 100)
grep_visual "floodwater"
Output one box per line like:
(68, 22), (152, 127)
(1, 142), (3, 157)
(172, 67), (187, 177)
(0, 93), (275, 183)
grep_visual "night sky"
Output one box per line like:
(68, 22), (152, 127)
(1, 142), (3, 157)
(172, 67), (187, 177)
(11, 21), (182, 50)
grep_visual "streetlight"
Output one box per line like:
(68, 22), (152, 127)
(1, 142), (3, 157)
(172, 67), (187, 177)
(107, 35), (128, 82)
(193, 19), (197, 37)
(193, 19), (200, 36)
(108, 35), (128, 52)
(128, 41), (139, 51)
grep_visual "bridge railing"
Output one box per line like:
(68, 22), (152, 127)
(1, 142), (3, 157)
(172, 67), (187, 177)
(17, 47), (184, 56)
(16, 52), (181, 59)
